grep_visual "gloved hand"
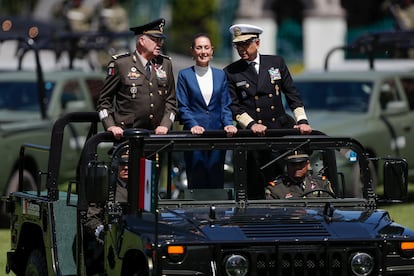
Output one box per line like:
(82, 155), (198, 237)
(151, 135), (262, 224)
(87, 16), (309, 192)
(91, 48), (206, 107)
(95, 224), (104, 244)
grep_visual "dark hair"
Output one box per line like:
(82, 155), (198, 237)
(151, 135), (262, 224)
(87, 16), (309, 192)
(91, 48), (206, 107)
(191, 33), (212, 49)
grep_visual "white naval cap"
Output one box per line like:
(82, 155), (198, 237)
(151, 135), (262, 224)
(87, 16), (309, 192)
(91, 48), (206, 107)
(229, 23), (263, 43)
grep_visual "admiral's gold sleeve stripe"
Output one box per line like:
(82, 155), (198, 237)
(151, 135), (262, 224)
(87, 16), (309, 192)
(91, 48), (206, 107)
(293, 107), (307, 122)
(236, 112), (254, 129)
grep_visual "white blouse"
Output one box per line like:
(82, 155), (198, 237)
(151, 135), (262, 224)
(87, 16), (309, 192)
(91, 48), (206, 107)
(195, 65), (213, 105)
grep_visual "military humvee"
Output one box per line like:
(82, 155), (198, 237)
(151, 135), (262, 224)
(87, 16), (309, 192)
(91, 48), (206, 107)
(5, 112), (414, 275)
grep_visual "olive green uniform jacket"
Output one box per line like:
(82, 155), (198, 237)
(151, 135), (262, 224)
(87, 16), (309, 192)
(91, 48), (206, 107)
(265, 174), (333, 199)
(97, 51), (176, 131)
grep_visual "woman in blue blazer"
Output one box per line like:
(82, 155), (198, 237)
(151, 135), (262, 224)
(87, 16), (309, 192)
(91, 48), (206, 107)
(176, 33), (237, 189)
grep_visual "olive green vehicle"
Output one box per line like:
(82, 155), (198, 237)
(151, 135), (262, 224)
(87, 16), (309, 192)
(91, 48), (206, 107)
(292, 30), (414, 194)
(0, 70), (104, 224)
(0, 19), (105, 225)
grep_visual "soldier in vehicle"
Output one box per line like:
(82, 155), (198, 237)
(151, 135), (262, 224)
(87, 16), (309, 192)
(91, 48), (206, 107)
(84, 147), (128, 274)
(85, 147), (128, 240)
(265, 150), (333, 199)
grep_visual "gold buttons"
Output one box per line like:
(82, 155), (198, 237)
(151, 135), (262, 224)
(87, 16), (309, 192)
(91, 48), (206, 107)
(271, 105), (275, 110)
(256, 108), (261, 112)
(254, 96), (259, 100)
(258, 120), (263, 124)
(268, 93), (273, 98)
(149, 114), (154, 119)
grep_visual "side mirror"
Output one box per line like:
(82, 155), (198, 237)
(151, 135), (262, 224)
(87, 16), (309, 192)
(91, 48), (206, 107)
(383, 159), (408, 201)
(86, 162), (108, 204)
(384, 101), (409, 115)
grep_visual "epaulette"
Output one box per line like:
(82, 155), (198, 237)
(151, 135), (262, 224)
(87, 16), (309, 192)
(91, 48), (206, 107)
(269, 175), (284, 187)
(159, 53), (172, 60)
(111, 52), (130, 60)
(154, 54), (171, 63)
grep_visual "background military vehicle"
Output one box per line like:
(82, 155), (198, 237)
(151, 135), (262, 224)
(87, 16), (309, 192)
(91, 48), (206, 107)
(292, 29), (414, 194)
(5, 112), (414, 275)
(0, 18), (105, 226)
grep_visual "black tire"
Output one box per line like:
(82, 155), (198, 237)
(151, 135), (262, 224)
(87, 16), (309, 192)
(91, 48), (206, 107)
(0, 170), (37, 228)
(24, 249), (47, 276)
(121, 251), (149, 276)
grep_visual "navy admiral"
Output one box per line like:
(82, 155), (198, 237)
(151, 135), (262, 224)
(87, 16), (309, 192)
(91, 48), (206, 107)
(97, 18), (176, 138)
(223, 23), (312, 199)
(265, 151), (334, 199)
(223, 23), (311, 135)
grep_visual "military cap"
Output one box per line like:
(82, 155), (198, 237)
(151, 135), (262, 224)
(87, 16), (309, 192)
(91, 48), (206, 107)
(119, 147), (129, 164)
(130, 18), (166, 38)
(285, 150), (309, 163)
(229, 23), (263, 43)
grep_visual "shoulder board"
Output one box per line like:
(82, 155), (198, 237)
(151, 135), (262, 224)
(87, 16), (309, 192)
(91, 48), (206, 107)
(112, 52), (130, 60)
(154, 54), (171, 63)
(160, 53), (171, 60)
(271, 175), (285, 186)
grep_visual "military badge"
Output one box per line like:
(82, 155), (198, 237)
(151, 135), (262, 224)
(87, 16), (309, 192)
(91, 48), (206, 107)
(234, 27), (241, 36)
(154, 64), (167, 80)
(285, 193), (293, 199)
(128, 71), (140, 80)
(236, 80), (247, 87)
(268, 67), (281, 83)
(107, 62), (115, 76)
(130, 84), (137, 98)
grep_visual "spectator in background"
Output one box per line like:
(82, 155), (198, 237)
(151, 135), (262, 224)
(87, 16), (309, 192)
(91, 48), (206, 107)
(95, 0), (130, 69)
(176, 33), (237, 189)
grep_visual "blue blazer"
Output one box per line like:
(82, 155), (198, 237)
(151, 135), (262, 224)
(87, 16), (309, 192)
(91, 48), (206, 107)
(176, 66), (233, 130)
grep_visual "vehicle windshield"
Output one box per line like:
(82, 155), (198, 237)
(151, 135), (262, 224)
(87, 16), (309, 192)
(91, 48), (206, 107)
(295, 81), (373, 112)
(0, 81), (54, 111)
(99, 133), (378, 203)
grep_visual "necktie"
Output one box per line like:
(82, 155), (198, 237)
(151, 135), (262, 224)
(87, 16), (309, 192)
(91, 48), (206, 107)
(249, 61), (258, 74)
(145, 61), (151, 77)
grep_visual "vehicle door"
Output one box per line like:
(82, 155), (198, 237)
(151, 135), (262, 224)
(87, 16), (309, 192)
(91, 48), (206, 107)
(378, 77), (414, 170)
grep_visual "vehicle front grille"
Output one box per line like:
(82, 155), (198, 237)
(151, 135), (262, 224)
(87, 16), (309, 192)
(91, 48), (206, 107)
(219, 244), (378, 276)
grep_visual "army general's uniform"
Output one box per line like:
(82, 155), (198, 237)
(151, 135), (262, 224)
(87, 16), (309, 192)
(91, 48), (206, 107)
(97, 51), (176, 131)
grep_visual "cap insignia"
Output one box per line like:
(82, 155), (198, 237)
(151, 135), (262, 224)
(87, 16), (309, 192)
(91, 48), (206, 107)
(234, 27), (241, 36)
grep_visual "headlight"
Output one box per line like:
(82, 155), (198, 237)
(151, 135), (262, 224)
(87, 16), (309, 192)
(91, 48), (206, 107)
(350, 252), (374, 276)
(224, 254), (249, 276)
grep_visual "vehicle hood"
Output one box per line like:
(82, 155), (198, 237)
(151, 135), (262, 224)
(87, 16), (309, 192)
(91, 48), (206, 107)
(0, 110), (42, 124)
(125, 204), (414, 243)
(0, 112), (49, 136)
(305, 111), (368, 136)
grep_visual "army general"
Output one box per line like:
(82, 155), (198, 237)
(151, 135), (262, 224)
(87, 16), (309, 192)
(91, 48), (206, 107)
(97, 18), (176, 138)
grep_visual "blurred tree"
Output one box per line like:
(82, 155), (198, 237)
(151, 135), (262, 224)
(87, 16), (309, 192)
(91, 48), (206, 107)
(1, 0), (38, 17)
(170, 0), (219, 55)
